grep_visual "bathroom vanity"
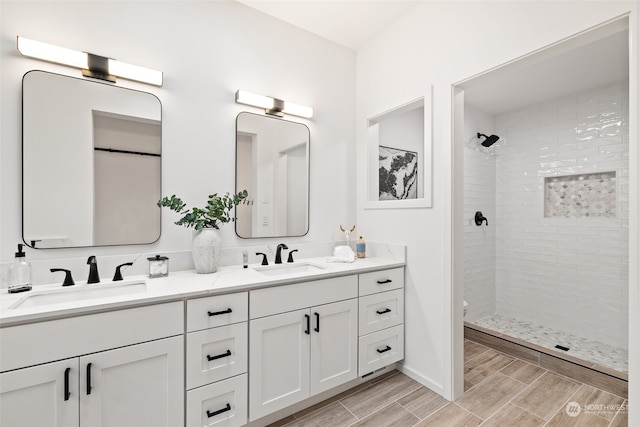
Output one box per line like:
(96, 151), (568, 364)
(0, 254), (405, 427)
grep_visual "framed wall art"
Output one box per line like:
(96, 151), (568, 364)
(378, 146), (418, 200)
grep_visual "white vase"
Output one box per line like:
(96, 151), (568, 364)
(191, 228), (222, 274)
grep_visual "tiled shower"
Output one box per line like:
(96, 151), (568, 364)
(464, 83), (629, 373)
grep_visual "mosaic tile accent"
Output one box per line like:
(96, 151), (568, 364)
(471, 314), (628, 373)
(544, 171), (616, 218)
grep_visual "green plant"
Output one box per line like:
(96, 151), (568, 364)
(158, 190), (251, 230)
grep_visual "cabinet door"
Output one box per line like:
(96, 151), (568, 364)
(310, 299), (358, 395)
(249, 309), (310, 421)
(79, 336), (183, 427)
(0, 358), (79, 427)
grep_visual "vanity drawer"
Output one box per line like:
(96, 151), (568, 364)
(358, 324), (404, 377)
(249, 276), (357, 319)
(0, 302), (183, 373)
(186, 373), (247, 427)
(359, 289), (404, 336)
(359, 268), (404, 296)
(187, 292), (248, 332)
(186, 323), (248, 390)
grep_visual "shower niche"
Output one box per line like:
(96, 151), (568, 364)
(544, 171), (617, 218)
(365, 92), (432, 209)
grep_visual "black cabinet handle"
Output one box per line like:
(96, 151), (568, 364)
(376, 308), (391, 315)
(377, 345), (392, 354)
(376, 279), (392, 284)
(208, 308), (232, 317)
(86, 363), (92, 395)
(64, 367), (71, 401)
(207, 403), (231, 418)
(206, 350), (232, 361)
(304, 314), (310, 335)
(314, 312), (320, 333)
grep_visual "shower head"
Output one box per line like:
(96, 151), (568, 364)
(477, 132), (500, 147)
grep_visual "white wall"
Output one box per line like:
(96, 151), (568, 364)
(356, 0), (637, 402)
(0, 1), (355, 282)
(463, 106), (496, 322)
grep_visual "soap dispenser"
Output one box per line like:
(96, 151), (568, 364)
(8, 244), (32, 293)
(356, 236), (366, 258)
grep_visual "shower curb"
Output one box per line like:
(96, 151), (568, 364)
(464, 322), (628, 399)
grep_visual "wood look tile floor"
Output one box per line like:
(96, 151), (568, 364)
(268, 340), (628, 427)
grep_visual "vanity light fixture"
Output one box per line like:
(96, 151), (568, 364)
(17, 36), (163, 87)
(235, 90), (313, 118)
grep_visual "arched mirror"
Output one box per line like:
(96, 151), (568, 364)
(22, 70), (162, 248)
(235, 112), (309, 238)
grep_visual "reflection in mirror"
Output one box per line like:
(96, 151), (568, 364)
(22, 70), (162, 248)
(235, 112), (309, 238)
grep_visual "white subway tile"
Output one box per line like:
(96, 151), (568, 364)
(467, 84), (629, 350)
(600, 160), (628, 170)
(598, 245), (627, 255)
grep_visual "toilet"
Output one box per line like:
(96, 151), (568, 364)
(463, 300), (468, 317)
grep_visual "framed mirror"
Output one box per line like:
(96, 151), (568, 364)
(235, 112), (309, 238)
(22, 70), (162, 248)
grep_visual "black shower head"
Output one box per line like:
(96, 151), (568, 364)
(477, 133), (500, 147)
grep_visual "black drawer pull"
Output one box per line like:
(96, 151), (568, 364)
(304, 314), (310, 335)
(207, 403), (231, 418)
(377, 345), (392, 354)
(208, 308), (232, 317)
(376, 279), (392, 284)
(314, 312), (320, 333)
(207, 350), (232, 361)
(86, 363), (92, 395)
(64, 367), (71, 401)
(376, 308), (391, 315)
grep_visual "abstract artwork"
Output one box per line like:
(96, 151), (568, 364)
(544, 171), (616, 218)
(378, 146), (417, 200)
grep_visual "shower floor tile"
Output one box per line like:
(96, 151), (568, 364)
(471, 314), (628, 374)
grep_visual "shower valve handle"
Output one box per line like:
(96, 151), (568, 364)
(475, 211), (488, 226)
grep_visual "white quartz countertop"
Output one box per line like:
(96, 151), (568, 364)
(0, 256), (404, 327)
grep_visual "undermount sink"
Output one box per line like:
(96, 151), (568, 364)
(254, 262), (325, 276)
(9, 280), (147, 309)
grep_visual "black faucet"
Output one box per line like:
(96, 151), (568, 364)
(256, 252), (268, 266)
(275, 243), (288, 264)
(113, 262), (134, 281)
(50, 268), (75, 287)
(87, 256), (100, 284)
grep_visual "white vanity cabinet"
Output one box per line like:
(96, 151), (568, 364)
(0, 261), (406, 426)
(248, 276), (358, 421)
(0, 358), (79, 427)
(357, 268), (405, 376)
(185, 292), (248, 427)
(0, 302), (184, 427)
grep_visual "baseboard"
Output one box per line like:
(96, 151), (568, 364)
(397, 363), (448, 400)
